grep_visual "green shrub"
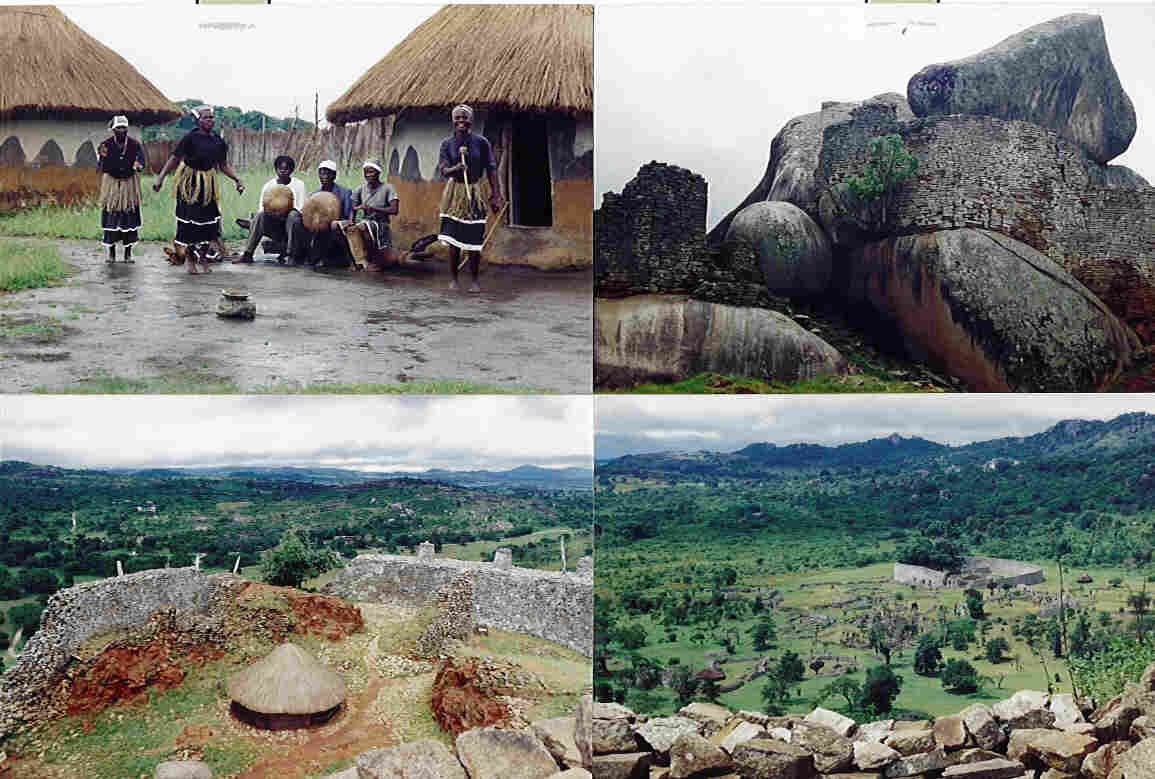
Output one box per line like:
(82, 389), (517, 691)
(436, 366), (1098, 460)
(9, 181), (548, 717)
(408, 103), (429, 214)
(829, 134), (919, 232)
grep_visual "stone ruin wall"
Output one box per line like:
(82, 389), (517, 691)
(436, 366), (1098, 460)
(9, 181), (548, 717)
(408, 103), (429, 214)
(594, 162), (774, 308)
(320, 551), (594, 658)
(0, 567), (243, 738)
(894, 556), (1043, 589)
(817, 106), (1155, 337)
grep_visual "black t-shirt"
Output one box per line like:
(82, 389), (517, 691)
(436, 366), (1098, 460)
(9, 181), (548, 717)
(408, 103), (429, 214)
(174, 130), (229, 171)
(97, 135), (145, 179)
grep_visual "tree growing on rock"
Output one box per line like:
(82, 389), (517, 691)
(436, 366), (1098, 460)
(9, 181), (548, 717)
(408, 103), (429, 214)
(828, 133), (919, 233)
(258, 527), (341, 588)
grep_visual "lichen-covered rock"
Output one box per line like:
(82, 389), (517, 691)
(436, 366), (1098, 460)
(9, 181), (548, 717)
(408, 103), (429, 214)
(883, 746), (952, 777)
(669, 731), (733, 779)
(595, 294), (846, 388)
(723, 201), (832, 295)
(678, 702), (735, 739)
(1107, 737), (1155, 779)
(805, 708), (858, 739)
(455, 726), (559, 779)
(1006, 729), (1098, 773)
(216, 297), (256, 320)
(935, 715), (968, 750)
(533, 716), (582, 769)
(1092, 685), (1155, 742)
(730, 739), (816, 779)
(854, 741), (902, 770)
(791, 721), (854, 773)
(907, 14), (1136, 164)
(355, 739), (467, 779)
(994, 692), (1056, 730)
(589, 701), (639, 755)
(842, 229), (1137, 391)
(1082, 742), (1132, 779)
(961, 705), (1005, 752)
(591, 752), (651, 779)
(941, 758), (1026, 779)
(635, 716), (702, 758)
(856, 720), (896, 744)
(718, 720), (769, 755)
(885, 727), (936, 756)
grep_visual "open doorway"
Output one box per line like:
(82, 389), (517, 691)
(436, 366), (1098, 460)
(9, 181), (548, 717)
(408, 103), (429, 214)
(510, 116), (552, 227)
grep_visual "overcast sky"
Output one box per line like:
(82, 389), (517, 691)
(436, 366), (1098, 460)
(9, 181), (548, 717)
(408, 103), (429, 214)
(2, 396), (592, 472)
(56, 2), (439, 125)
(595, 2), (1155, 229)
(595, 395), (1155, 460)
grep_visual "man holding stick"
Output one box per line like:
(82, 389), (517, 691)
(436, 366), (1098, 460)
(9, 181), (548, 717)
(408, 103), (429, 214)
(436, 104), (504, 292)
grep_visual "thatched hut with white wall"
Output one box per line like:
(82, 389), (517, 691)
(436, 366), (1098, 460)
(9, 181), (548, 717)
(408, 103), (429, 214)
(326, 4), (593, 270)
(0, 6), (181, 205)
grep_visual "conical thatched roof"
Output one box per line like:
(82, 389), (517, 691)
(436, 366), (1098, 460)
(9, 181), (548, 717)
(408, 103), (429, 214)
(228, 643), (347, 714)
(327, 4), (592, 126)
(0, 6), (182, 124)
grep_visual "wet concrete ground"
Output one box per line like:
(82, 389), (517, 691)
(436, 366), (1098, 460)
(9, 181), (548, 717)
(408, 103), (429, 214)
(0, 239), (592, 393)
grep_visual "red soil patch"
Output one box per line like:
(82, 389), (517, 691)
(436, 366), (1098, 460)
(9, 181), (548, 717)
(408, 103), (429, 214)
(234, 583), (364, 641)
(65, 642), (224, 716)
(429, 657), (522, 737)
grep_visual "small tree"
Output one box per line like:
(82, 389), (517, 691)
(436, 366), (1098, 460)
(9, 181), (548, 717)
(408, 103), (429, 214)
(777, 650), (806, 686)
(816, 676), (861, 712)
(914, 636), (944, 676)
(964, 588), (986, 621)
(942, 659), (979, 693)
(752, 616), (778, 651)
(860, 665), (903, 714)
(670, 665), (699, 707)
(829, 133), (919, 233)
(259, 527), (341, 588)
(986, 637), (1011, 664)
(761, 671), (790, 716)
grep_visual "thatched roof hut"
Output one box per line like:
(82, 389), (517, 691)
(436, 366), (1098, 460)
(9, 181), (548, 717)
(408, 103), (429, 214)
(228, 643), (347, 730)
(326, 5), (593, 270)
(0, 6), (181, 205)
(327, 5), (591, 125)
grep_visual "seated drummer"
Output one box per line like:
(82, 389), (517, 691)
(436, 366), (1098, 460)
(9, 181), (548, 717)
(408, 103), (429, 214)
(306, 160), (354, 268)
(235, 155), (307, 264)
(347, 159), (400, 272)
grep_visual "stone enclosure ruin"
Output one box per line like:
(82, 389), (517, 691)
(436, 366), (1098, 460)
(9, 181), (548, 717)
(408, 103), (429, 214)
(894, 556), (1045, 589)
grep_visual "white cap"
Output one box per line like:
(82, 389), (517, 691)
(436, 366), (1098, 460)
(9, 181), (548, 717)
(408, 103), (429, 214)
(109, 115), (129, 130)
(362, 159), (382, 173)
(318, 160), (338, 172)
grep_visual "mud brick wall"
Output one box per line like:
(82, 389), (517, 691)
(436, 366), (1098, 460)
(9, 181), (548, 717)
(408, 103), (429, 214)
(322, 553), (593, 657)
(816, 107), (1155, 337)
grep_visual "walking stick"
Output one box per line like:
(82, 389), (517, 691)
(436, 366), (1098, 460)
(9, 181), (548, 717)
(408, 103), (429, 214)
(458, 202), (508, 271)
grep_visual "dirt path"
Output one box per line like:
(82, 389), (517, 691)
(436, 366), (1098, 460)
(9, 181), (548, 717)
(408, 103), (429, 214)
(0, 239), (591, 392)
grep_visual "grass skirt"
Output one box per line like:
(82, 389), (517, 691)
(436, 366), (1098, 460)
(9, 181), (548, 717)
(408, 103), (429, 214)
(99, 173), (141, 246)
(438, 179), (489, 252)
(173, 165), (221, 246)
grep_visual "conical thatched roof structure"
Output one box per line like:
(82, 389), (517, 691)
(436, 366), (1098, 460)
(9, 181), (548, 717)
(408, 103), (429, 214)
(228, 643), (347, 730)
(0, 6), (182, 124)
(326, 4), (593, 126)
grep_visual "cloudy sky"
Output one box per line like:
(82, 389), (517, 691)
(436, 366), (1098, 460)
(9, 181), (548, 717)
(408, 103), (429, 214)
(56, 2), (439, 125)
(595, 2), (1155, 229)
(595, 395), (1155, 460)
(2, 396), (592, 472)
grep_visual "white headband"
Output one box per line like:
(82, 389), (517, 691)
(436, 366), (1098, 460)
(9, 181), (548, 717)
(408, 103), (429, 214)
(452, 104), (473, 121)
(109, 115), (129, 130)
(194, 105), (213, 117)
(362, 160), (382, 173)
(318, 160), (337, 172)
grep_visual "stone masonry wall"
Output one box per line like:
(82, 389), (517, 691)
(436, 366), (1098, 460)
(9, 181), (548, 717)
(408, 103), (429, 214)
(894, 557), (1043, 589)
(816, 105), (1155, 338)
(321, 553), (593, 657)
(0, 568), (243, 737)
(595, 161), (776, 307)
(893, 563), (948, 588)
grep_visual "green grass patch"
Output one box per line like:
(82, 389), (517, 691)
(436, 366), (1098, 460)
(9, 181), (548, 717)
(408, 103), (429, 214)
(602, 371), (938, 394)
(0, 240), (72, 292)
(0, 169), (275, 243)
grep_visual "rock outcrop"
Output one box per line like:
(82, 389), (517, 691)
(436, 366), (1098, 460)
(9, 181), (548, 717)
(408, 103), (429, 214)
(843, 229), (1138, 391)
(581, 669), (1155, 779)
(723, 201), (833, 295)
(907, 14), (1136, 164)
(595, 294), (847, 387)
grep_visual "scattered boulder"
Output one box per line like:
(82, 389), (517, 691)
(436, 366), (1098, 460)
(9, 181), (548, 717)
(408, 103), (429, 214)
(730, 738), (816, 779)
(805, 707), (858, 739)
(723, 201), (832, 295)
(942, 758), (1026, 779)
(855, 741), (902, 770)
(155, 761), (213, 779)
(635, 716), (702, 760)
(841, 229), (1137, 391)
(588, 701), (640, 755)
(906, 14), (1136, 164)
(962, 705), (1006, 751)
(455, 726), (559, 779)
(534, 716), (583, 769)
(1050, 694), (1086, 729)
(590, 751), (651, 779)
(595, 294), (846, 387)
(791, 721), (854, 773)
(1107, 736), (1155, 779)
(718, 720), (770, 754)
(575, 695), (593, 768)
(1007, 729), (1098, 772)
(883, 746), (952, 777)
(1130, 716), (1155, 741)
(355, 739), (467, 779)
(669, 731), (733, 778)
(678, 702), (736, 739)
(995, 692), (1057, 731)
(1082, 741), (1133, 779)
(885, 726), (936, 756)
(935, 714), (969, 750)
(856, 720), (896, 744)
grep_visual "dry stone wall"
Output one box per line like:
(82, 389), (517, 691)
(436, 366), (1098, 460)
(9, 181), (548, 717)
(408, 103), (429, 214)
(322, 552), (593, 657)
(894, 557), (1043, 589)
(0, 568), (243, 737)
(816, 106), (1155, 339)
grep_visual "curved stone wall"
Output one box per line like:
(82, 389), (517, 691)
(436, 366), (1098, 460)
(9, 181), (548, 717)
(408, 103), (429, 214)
(321, 553), (593, 657)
